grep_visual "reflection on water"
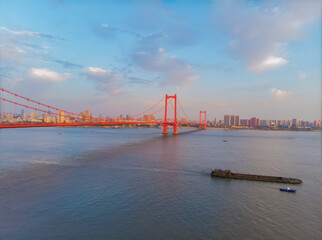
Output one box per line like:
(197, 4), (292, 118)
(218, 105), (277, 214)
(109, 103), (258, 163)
(0, 128), (321, 239)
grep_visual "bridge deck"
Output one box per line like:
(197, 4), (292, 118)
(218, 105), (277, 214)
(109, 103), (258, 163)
(0, 121), (199, 129)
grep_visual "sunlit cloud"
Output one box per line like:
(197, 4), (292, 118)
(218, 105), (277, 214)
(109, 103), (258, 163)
(270, 88), (292, 101)
(262, 57), (288, 67)
(251, 56), (288, 72)
(28, 68), (70, 82)
(0, 26), (64, 40)
(214, 0), (320, 73)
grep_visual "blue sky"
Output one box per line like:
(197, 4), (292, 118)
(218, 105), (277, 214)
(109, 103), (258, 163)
(0, 0), (321, 121)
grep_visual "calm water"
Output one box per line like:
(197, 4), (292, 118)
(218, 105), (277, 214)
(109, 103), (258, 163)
(0, 127), (321, 239)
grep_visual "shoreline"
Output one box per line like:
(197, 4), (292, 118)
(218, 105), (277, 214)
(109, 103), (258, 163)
(75, 125), (322, 132)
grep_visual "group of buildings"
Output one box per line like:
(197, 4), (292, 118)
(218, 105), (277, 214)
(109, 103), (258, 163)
(211, 114), (321, 129)
(1, 110), (321, 129)
(0, 110), (93, 124)
(0, 110), (162, 124)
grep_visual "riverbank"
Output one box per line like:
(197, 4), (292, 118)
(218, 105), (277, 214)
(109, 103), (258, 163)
(75, 125), (322, 132)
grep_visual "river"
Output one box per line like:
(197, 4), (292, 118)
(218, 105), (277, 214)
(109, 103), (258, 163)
(0, 127), (321, 239)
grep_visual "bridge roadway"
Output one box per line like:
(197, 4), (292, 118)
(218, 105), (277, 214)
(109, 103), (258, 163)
(0, 121), (200, 129)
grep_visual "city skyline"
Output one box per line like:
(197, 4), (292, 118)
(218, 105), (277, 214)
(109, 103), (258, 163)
(0, 0), (321, 121)
(1, 107), (321, 129)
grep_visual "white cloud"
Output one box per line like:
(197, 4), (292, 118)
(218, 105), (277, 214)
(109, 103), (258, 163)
(214, 0), (320, 73)
(28, 68), (70, 82)
(84, 67), (125, 95)
(270, 88), (292, 100)
(262, 56), (288, 67)
(0, 26), (63, 40)
(0, 26), (38, 37)
(298, 71), (307, 81)
(87, 67), (109, 74)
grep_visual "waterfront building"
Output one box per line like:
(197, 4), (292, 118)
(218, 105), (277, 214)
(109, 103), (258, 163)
(260, 120), (269, 126)
(314, 120), (321, 128)
(143, 115), (155, 122)
(250, 117), (260, 127)
(234, 115), (240, 126)
(65, 113), (71, 123)
(240, 119), (249, 126)
(6, 113), (13, 121)
(224, 115), (231, 126)
(57, 110), (65, 123)
(224, 115), (240, 126)
(292, 118), (299, 127)
(80, 110), (91, 122)
(30, 111), (37, 120)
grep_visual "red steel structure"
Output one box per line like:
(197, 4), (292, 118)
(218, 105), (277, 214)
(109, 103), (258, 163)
(0, 88), (208, 133)
(199, 111), (207, 129)
(162, 94), (178, 134)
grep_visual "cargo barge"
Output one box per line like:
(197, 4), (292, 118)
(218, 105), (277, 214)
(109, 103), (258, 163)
(211, 169), (302, 184)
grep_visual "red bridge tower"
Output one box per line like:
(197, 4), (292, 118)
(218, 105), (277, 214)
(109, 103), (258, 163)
(162, 94), (178, 135)
(199, 110), (207, 129)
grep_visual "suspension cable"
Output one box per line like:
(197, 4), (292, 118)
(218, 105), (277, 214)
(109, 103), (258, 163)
(130, 96), (165, 119)
(177, 99), (191, 121)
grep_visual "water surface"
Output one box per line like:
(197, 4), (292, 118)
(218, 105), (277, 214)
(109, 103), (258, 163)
(0, 128), (321, 239)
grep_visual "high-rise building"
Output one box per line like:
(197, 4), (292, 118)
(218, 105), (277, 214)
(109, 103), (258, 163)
(30, 111), (37, 120)
(314, 120), (321, 128)
(57, 110), (65, 123)
(224, 115), (231, 126)
(65, 113), (71, 123)
(44, 114), (52, 123)
(292, 118), (299, 126)
(80, 110), (91, 122)
(126, 114), (131, 120)
(224, 115), (240, 126)
(6, 113), (13, 121)
(249, 117), (260, 127)
(240, 119), (249, 126)
(143, 115), (154, 122)
(214, 118), (217, 125)
(234, 115), (240, 126)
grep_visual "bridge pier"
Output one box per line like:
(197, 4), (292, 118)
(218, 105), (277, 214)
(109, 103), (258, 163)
(173, 123), (178, 135)
(162, 123), (178, 135)
(162, 123), (168, 134)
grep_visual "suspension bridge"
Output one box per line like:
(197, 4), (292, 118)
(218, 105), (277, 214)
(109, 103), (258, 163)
(0, 88), (207, 134)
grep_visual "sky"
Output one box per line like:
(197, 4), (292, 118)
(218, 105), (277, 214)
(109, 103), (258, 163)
(0, 0), (321, 121)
